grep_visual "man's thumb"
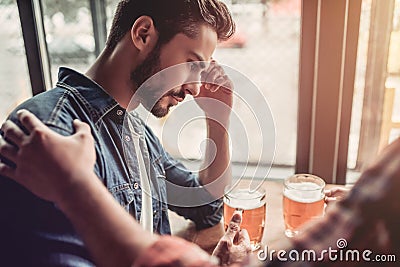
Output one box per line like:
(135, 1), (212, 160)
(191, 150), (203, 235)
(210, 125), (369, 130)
(225, 211), (242, 240)
(72, 120), (91, 135)
(236, 229), (251, 249)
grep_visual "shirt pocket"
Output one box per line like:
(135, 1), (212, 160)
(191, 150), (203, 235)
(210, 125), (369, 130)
(109, 183), (135, 211)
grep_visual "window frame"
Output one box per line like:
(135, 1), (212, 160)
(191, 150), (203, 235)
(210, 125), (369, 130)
(17, 0), (107, 93)
(296, 0), (362, 184)
(17, 0), (51, 95)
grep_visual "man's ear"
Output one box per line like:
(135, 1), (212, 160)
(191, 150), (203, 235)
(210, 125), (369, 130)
(130, 16), (158, 52)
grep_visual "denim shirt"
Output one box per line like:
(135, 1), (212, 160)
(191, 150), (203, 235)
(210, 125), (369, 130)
(0, 67), (222, 266)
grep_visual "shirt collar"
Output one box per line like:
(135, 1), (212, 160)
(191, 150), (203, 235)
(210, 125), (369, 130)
(57, 67), (122, 122)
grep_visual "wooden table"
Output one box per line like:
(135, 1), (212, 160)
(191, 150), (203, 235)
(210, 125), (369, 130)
(169, 179), (336, 254)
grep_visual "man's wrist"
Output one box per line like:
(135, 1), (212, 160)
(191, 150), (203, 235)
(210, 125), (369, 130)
(56, 169), (98, 207)
(206, 117), (230, 133)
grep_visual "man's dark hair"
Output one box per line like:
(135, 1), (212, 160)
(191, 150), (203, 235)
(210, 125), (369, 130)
(106, 0), (235, 51)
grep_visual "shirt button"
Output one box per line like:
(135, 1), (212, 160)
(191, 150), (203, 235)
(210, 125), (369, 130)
(117, 110), (124, 116)
(133, 183), (139, 190)
(153, 210), (157, 216)
(124, 135), (131, 142)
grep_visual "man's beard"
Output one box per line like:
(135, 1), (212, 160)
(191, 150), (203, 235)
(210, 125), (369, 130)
(151, 88), (186, 118)
(130, 42), (184, 118)
(130, 42), (161, 89)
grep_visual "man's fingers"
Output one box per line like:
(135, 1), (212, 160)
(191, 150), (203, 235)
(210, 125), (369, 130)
(324, 189), (332, 197)
(325, 196), (337, 203)
(1, 120), (25, 147)
(72, 120), (94, 149)
(211, 76), (230, 92)
(202, 77), (232, 93)
(0, 136), (18, 163)
(211, 239), (230, 264)
(72, 120), (91, 135)
(225, 212), (242, 240)
(0, 162), (15, 179)
(324, 187), (349, 200)
(236, 229), (251, 249)
(17, 109), (45, 133)
(201, 60), (229, 91)
(217, 239), (230, 251)
(210, 83), (232, 94)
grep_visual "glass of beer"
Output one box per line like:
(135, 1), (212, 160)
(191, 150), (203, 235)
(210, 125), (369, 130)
(223, 186), (266, 251)
(283, 174), (325, 237)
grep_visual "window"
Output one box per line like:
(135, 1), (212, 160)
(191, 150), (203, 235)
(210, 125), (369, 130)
(0, 0), (31, 124)
(41, 0), (96, 84)
(106, 0), (119, 31)
(215, 0), (301, 168)
(347, 0), (400, 183)
(347, 0), (372, 182)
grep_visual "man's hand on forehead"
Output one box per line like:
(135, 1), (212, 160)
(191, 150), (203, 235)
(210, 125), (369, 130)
(192, 59), (233, 123)
(200, 59), (232, 93)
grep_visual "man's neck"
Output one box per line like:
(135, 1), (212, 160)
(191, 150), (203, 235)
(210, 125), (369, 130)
(85, 46), (140, 110)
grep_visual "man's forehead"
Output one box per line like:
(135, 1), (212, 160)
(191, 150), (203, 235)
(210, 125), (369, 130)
(186, 25), (217, 61)
(188, 51), (207, 62)
(188, 51), (211, 69)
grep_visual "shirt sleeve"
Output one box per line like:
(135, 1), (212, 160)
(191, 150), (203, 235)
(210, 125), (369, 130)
(142, 123), (223, 230)
(162, 150), (223, 230)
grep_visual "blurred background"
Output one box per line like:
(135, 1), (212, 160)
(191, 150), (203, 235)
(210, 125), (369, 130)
(1, 0), (399, 184)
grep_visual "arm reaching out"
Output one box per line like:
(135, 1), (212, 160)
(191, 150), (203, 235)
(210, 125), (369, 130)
(0, 109), (96, 202)
(0, 110), (157, 267)
(0, 110), (228, 267)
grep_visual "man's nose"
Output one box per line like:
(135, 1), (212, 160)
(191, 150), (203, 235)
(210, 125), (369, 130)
(184, 82), (201, 97)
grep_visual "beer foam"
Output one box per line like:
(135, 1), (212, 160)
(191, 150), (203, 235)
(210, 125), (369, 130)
(284, 182), (324, 203)
(224, 189), (265, 210)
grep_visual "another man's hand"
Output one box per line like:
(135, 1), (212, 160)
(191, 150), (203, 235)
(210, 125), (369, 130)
(135, 212), (252, 267)
(0, 109), (96, 203)
(212, 211), (251, 266)
(324, 187), (350, 205)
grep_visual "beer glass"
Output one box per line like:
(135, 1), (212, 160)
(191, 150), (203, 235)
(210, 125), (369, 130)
(283, 174), (325, 237)
(223, 186), (266, 250)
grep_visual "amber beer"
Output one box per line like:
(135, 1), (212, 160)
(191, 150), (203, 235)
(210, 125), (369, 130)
(223, 188), (266, 250)
(283, 174), (325, 237)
